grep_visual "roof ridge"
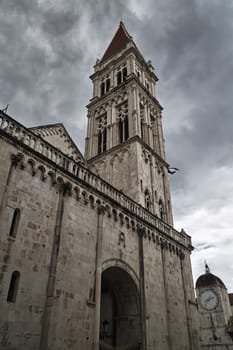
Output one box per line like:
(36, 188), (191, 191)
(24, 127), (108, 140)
(30, 123), (64, 130)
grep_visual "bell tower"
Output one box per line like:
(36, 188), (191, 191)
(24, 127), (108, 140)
(85, 22), (173, 225)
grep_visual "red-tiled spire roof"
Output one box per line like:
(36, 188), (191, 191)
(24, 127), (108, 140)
(100, 22), (132, 63)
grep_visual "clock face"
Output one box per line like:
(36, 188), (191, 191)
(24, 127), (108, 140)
(200, 289), (218, 310)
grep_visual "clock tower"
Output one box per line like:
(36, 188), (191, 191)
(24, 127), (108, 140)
(196, 264), (233, 349)
(85, 22), (173, 225)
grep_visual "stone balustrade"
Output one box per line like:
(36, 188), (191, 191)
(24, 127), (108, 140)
(0, 111), (191, 249)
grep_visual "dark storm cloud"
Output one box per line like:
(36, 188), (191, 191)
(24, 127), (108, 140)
(0, 0), (233, 289)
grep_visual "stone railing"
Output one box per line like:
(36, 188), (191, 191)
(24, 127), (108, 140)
(0, 111), (191, 248)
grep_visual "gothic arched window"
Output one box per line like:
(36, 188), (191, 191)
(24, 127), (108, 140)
(123, 67), (127, 82)
(98, 128), (107, 154)
(145, 190), (150, 210)
(124, 116), (129, 141)
(106, 78), (110, 93)
(101, 82), (105, 96)
(9, 208), (21, 238)
(119, 119), (123, 143)
(103, 128), (107, 152)
(117, 71), (122, 85)
(7, 271), (20, 303)
(159, 199), (164, 221)
(98, 131), (102, 154)
(118, 117), (129, 144)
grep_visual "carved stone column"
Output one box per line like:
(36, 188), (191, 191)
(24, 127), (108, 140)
(93, 205), (105, 350)
(161, 241), (172, 350)
(39, 182), (70, 350)
(137, 226), (147, 350)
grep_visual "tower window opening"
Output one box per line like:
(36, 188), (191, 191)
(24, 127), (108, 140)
(98, 131), (102, 154)
(118, 113), (129, 144)
(7, 271), (20, 303)
(124, 116), (129, 141)
(119, 119), (123, 143)
(145, 190), (150, 210)
(103, 128), (107, 152)
(141, 118), (144, 140)
(123, 67), (127, 82)
(9, 208), (21, 238)
(140, 104), (144, 141)
(101, 82), (105, 96)
(159, 200), (164, 221)
(98, 125), (107, 154)
(106, 78), (110, 93)
(117, 71), (122, 85)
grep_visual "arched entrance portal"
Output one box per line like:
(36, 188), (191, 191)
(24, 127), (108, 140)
(99, 267), (141, 350)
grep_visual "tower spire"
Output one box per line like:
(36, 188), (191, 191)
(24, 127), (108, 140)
(100, 22), (132, 64)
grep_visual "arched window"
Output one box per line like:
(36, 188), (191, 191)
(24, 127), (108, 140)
(7, 271), (20, 303)
(159, 200), (164, 221)
(101, 82), (105, 96)
(9, 208), (21, 238)
(119, 119), (123, 143)
(140, 104), (144, 141)
(145, 190), (150, 210)
(98, 128), (107, 154)
(106, 79), (110, 93)
(117, 71), (122, 85)
(98, 131), (102, 154)
(118, 117), (129, 143)
(124, 116), (129, 141)
(123, 67), (127, 82)
(103, 128), (107, 152)
(141, 118), (144, 140)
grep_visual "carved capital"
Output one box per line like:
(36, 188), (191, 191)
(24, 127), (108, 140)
(161, 240), (167, 250)
(137, 225), (145, 237)
(98, 204), (106, 215)
(179, 251), (185, 260)
(11, 153), (23, 167)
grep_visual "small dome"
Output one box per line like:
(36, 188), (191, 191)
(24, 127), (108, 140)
(196, 272), (226, 289)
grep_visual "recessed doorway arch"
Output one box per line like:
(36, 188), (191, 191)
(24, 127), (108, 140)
(99, 266), (141, 350)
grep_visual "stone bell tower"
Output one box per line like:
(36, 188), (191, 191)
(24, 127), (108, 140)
(85, 22), (173, 225)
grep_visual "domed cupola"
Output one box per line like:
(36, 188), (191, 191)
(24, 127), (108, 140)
(196, 271), (226, 289)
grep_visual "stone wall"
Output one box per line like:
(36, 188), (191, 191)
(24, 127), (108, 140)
(0, 115), (199, 349)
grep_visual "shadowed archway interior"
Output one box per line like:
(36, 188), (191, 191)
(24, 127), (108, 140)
(100, 266), (141, 349)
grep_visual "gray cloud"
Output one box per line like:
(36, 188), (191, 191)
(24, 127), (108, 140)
(0, 0), (233, 290)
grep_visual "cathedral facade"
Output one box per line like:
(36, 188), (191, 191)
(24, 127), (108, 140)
(0, 23), (200, 350)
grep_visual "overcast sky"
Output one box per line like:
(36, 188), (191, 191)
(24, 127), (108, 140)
(1, 0), (233, 291)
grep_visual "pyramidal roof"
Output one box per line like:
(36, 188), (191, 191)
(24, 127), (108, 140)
(101, 21), (136, 63)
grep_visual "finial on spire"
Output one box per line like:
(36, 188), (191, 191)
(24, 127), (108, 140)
(204, 260), (210, 274)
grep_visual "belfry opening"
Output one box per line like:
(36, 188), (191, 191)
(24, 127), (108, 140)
(99, 267), (141, 350)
